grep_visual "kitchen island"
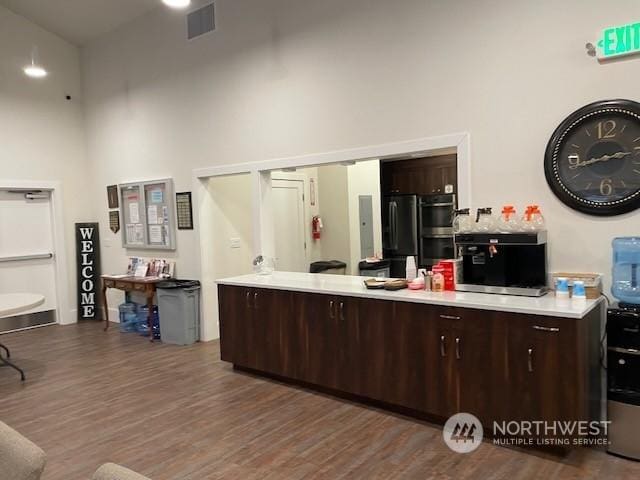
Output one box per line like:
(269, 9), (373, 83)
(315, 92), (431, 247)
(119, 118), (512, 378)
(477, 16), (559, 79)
(217, 272), (604, 438)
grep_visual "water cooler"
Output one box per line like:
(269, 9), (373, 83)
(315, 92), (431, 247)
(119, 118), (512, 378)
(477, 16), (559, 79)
(608, 237), (640, 460)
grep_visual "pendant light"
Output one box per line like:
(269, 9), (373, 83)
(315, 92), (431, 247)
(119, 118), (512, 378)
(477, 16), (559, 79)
(23, 46), (47, 78)
(162, 0), (191, 8)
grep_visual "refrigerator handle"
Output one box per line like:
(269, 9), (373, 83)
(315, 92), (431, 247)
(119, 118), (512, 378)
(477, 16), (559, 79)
(386, 201), (393, 249)
(391, 201), (398, 250)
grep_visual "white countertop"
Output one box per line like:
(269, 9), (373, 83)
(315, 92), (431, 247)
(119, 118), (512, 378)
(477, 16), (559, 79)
(216, 271), (603, 319)
(0, 293), (45, 318)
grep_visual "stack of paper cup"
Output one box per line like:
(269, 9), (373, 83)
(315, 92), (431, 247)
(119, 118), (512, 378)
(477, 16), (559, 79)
(555, 277), (570, 298)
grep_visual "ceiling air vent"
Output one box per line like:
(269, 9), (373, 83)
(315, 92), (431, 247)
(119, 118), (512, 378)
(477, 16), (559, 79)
(187, 2), (215, 40)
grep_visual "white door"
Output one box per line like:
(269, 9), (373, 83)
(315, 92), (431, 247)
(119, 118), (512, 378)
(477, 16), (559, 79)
(272, 179), (307, 272)
(0, 190), (57, 329)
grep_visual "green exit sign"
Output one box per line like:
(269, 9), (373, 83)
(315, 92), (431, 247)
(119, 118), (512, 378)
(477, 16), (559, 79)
(597, 22), (640, 59)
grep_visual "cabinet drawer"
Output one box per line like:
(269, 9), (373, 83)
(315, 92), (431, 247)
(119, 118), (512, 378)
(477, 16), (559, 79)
(133, 283), (147, 292)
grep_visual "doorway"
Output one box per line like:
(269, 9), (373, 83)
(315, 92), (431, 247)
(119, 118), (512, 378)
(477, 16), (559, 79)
(0, 190), (57, 331)
(271, 178), (307, 272)
(193, 133), (471, 340)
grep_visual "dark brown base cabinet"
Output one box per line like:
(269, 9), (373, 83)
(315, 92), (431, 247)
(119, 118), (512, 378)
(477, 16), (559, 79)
(218, 285), (602, 441)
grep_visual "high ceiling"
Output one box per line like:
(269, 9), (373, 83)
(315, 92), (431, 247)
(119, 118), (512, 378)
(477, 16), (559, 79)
(0, 0), (160, 46)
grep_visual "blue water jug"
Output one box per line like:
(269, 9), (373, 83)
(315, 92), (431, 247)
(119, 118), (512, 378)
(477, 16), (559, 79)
(118, 303), (138, 333)
(136, 305), (160, 339)
(612, 237), (640, 305)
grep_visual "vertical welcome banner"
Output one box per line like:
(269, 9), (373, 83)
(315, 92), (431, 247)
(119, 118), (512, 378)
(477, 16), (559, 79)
(75, 223), (101, 320)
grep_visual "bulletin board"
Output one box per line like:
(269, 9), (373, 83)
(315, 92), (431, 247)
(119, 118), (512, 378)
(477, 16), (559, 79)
(119, 179), (176, 251)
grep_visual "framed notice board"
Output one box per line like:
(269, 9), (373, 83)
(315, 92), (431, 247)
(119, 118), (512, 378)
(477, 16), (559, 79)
(119, 179), (176, 250)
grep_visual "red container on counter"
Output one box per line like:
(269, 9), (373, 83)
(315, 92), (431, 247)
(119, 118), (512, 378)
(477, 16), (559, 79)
(436, 259), (462, 291)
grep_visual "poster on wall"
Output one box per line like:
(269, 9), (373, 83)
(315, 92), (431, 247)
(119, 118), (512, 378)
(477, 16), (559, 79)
(75, 223), (101, 321)
(109, 211), (120, 233)
(107, 185), (119, 209)
(176, 192), (194, 230)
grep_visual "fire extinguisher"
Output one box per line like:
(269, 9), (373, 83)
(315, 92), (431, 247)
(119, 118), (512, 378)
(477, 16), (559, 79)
(312, 216), (323, 240)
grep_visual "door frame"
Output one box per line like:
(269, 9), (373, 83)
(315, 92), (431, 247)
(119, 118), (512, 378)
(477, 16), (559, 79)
(271, 172), (310, 270)
(192, 132), (470, 341)
(0, 179), (71, 325)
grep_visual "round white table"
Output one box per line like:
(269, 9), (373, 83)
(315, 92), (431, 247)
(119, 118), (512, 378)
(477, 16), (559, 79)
(0, 293), (45, 381)
(0, 293), (45, 318)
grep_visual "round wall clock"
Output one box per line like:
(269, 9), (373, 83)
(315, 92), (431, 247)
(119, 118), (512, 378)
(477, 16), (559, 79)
(544, 99), (640, 216)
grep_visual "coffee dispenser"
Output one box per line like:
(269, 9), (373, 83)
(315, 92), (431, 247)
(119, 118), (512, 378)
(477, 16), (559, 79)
(454, 232), (548, 297)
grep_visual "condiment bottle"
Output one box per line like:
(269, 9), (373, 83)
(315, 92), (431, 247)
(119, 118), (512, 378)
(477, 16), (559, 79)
(424, 271), (433, 292)
(432, 265), (445, 292)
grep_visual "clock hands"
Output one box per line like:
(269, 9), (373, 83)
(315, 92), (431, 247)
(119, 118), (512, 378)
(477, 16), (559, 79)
(569, 151), (632, 169)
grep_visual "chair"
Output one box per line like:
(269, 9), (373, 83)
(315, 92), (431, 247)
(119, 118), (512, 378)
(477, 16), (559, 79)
(0, 421), (151, 480)
(92, 463), (151, 480)
(0, 421), (46, 480)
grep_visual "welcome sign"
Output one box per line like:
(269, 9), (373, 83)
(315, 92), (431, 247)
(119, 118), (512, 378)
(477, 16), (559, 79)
(597, 21), (640, 59)
(75, 223), (101, 320)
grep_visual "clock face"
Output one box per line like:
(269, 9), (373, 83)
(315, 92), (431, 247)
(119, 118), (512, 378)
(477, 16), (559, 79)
(545, 100), (640, 215)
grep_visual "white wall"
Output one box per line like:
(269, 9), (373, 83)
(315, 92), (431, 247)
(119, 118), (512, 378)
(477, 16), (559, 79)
(82, 0), (640, 336)
(0, 6), (89, 320)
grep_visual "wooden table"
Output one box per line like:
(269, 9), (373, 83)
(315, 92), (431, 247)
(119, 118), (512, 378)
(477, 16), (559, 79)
(101, 276), (164, 342)
(0, 293), (45, 381)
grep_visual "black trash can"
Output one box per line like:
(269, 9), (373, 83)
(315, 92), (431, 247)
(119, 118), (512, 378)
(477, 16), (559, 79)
(156, 280), (201, 345)
(358, 259), (391, 278)
(309, 260), (347, 275)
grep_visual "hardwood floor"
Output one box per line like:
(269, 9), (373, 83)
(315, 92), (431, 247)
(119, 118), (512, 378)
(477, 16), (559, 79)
(0, 322), (638, 480)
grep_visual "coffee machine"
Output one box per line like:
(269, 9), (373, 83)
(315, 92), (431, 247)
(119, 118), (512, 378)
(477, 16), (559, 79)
(454, 232), (548, 297)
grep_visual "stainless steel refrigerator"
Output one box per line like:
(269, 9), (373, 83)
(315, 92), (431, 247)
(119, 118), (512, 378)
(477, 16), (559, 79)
(382, 195), (418, 278)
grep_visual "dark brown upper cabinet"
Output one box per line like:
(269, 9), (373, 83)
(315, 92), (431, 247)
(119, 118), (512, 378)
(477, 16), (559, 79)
(381, 154), (457, 195)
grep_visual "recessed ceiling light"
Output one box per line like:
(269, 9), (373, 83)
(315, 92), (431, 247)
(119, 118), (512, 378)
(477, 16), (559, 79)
(162, 0), (191, 8)
(23, 64), (47, 78)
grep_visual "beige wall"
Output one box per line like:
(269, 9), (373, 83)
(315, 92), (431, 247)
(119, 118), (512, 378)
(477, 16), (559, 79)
(78, 0), (640, 332)
(0, 6), (89, 316)
(207, 175), (254, 279)
(347, 160), (382, 274)
(317, 165), (351, 271)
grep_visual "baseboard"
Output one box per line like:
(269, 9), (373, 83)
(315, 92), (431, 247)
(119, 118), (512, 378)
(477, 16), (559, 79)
(0, 310), (57, 334)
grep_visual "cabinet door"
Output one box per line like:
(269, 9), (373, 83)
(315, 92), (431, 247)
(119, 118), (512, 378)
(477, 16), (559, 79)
(455, 311), (505, 426)
(505, 315), (582, 426)
(253, 288), (292, 376)
(425, 310), (458, 419)
(385, 302), (436, 412)
(218, 285), (252, 366)
(335, 295), (359, 393)
(353, 298), (392, 400)
(243, 288), (266, 370)
(270, 291), (306, 380)
(299, 292), (339, 389)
